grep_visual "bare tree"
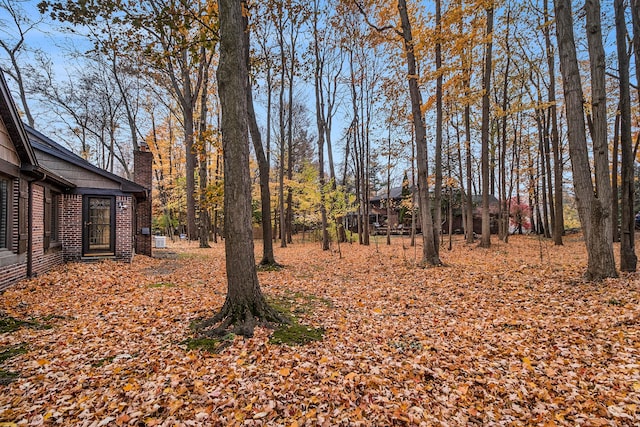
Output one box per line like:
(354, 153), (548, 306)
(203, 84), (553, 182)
(554, 0), (617, 280)
(0, 0), (42, 127)
(614, 0), (636, 271)
(480, 4), (494, 248)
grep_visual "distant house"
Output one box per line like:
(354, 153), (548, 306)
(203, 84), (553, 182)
(442, 194), (500, 235)
(368, 186), (500, 235)
(369, 186), (415, 234)
(0, 71), (152, 290)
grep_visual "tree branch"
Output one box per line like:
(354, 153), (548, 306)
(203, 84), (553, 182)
(353, 0), (402, 37)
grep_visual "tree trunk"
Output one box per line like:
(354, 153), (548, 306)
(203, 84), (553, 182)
(184, 109), (197, 241)
(313, 0), (330, 251)
(499, 7), (511, 242)
(433, 0), (443, 257)
(198, 0), (286, 338)
(544, 0), (564, 245)
(554, 0), (617, 280)
(198, 47), (211, 249)
(245, 10), (278, 266)
(480, 5), (494, 248)
(277, 9), (287, 248)
(386, 127), (392, 246)
(612, 107), (620, 242)
(615, 0), (637, 271)
(633, 1), (640, 100)
(398, 0), (439, 266)
(460, 5), (474, 244)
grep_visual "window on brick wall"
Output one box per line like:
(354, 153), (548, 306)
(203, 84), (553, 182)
(0, 176), (8, 250)
(51, 192), (59, 244)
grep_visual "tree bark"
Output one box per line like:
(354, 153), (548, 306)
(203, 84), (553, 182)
(499, 6), (511, 242)
(313, 0), (330, 251)
(199, 0), (286, 338)
(612, 106), (620, 243)
(398, 0), (439, 266)
(554, 0), (617, 280)
(615, 0), (637, 271)
(198, 47), (211, 249)
(544, 0), (564, 245)
(244, 7), (278, 266)
(434, 0), (443, 257)
(480, 5), (494, 248)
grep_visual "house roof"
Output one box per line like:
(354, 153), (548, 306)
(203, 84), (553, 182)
(471, 194), (500, 205)
(371, 187), (500, 206)
(0, 71), (37, 166)
(370, 186), (414, 202)
(25, 125), (147, 197)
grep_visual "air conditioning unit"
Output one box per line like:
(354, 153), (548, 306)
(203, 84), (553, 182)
(154, 236), (166, 249)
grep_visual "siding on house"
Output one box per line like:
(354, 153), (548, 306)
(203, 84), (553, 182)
(0, 117), (20, 167)
(36, 151), (122, 191)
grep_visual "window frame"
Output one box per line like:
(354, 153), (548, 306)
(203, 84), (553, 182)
(44, 187), (61, 251)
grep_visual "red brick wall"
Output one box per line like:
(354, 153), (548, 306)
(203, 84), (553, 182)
(134, 149), (152, 257)
(0, 261), (27, 291)
(62, 194), (82, 261)
(115, 195), (133, 262)
(31, 184), (44, 272)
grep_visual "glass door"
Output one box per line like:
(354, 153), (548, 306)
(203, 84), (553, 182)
(83, 196), (115, 255)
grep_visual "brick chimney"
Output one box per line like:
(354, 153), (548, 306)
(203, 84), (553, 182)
(134, 143), (153, 257)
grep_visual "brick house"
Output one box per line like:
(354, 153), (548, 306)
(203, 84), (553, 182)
(0, 72), (152, 290)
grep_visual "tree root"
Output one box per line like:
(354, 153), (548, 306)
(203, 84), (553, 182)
(257, 259), (284, 270)
(194, 298), (289, 338)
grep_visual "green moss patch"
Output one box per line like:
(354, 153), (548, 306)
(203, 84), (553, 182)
(270, 323), (324, 346)
(0, 344), (27, 386)
(0, 344), (27, 363)
(257, 263), (284, 272)
(267, 292), (333, 318)
(148, 282), (176, 288)
(0, 369), (19, 385)
(184, 334), (235, 353)
(266, 294), (326, 346)
(0, 315), (49, 333)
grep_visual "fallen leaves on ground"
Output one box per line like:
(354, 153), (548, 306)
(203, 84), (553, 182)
(1, 234), (639, 426)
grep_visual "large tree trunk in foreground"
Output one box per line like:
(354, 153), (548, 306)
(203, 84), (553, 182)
(198, 0), (286, 338)
(554, 0), (617, 280)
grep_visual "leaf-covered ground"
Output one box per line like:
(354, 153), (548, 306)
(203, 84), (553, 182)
(1, 234), (639, 426)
